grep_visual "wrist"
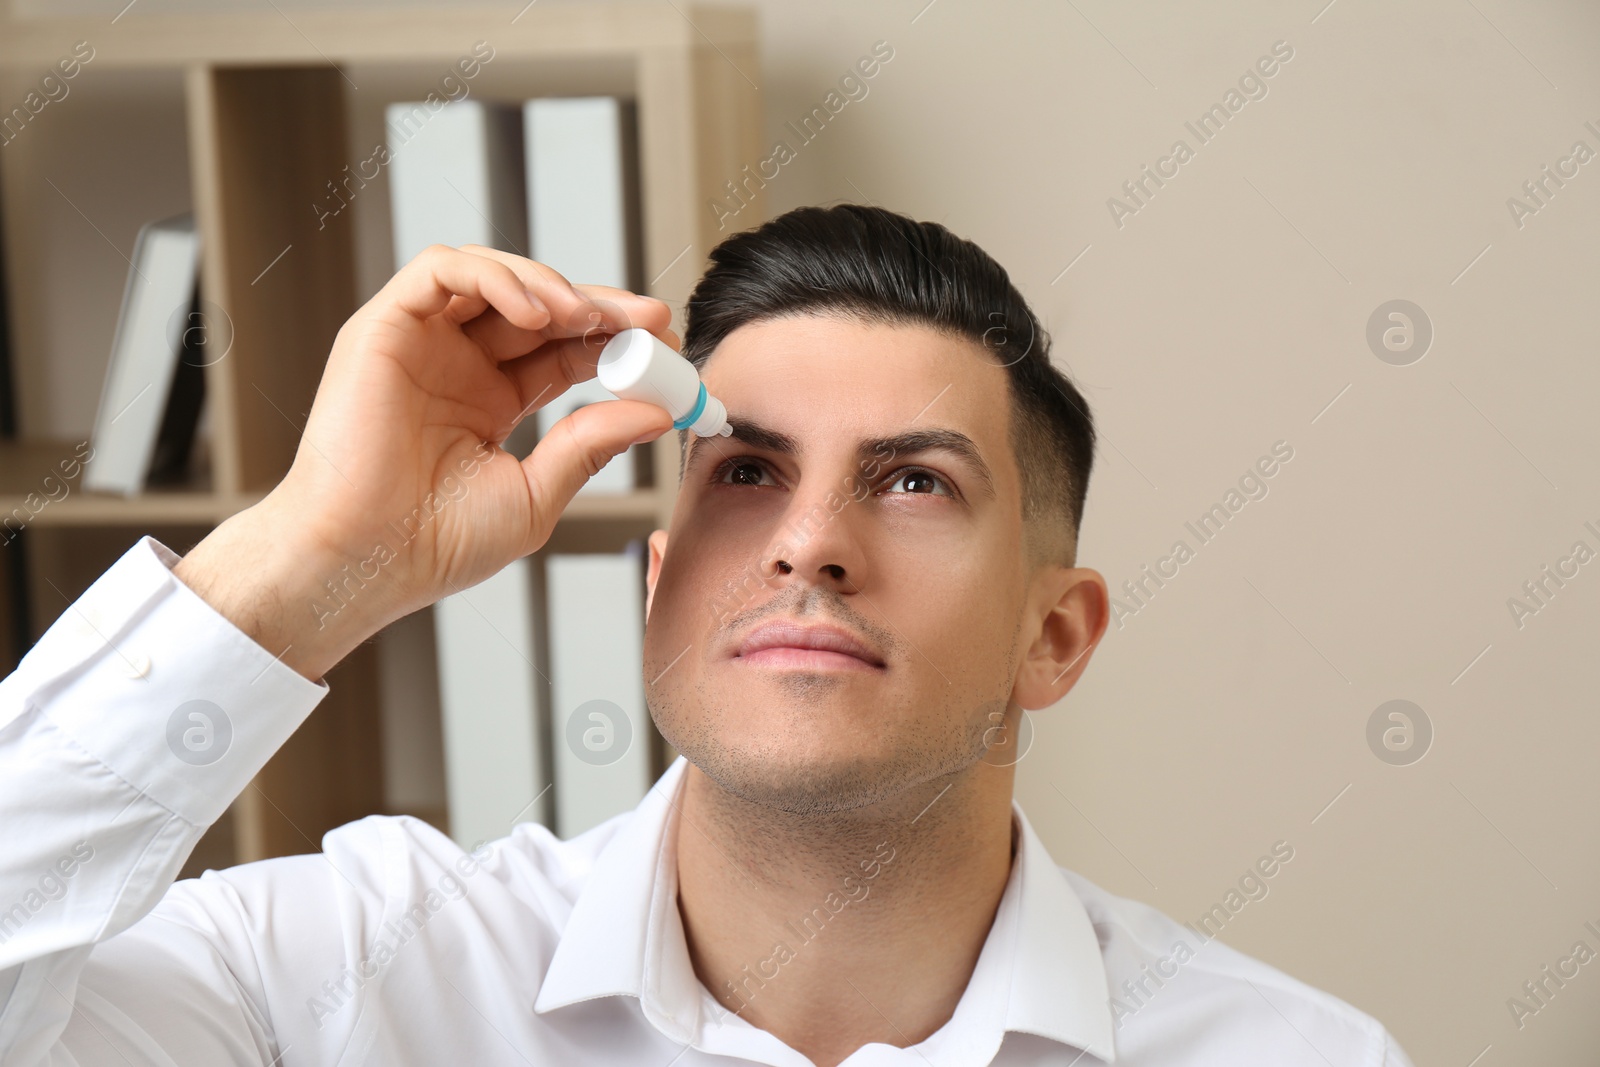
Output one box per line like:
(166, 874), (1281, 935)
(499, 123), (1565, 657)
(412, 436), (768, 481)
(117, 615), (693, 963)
(173, 496), (384, 684)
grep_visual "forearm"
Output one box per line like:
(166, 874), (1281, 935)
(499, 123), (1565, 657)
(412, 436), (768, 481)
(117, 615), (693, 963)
(0, 534), (330, 1062)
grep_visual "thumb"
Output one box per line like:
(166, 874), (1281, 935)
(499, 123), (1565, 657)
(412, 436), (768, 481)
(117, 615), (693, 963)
(524, 397), (675, 522)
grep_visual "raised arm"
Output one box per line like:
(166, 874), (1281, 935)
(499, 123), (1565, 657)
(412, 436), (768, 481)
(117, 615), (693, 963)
(0, 246), (676, 1064)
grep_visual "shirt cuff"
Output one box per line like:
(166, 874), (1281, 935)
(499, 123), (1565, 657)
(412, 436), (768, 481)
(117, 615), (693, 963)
(7, 533), (331, 828)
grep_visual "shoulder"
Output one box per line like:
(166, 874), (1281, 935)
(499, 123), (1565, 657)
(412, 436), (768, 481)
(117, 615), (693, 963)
(275, 809), (635, 928)
(1056, 866), (1414, 1066)
(144, 813), (593, 964)
(139, 811), (637, 1056)
(153, 810), (636, 991)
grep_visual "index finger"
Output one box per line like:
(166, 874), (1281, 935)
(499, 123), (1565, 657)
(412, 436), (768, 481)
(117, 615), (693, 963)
(571, 284), (678, 349)
(383, 244), (549, 331)
(457, 245), (674, 342)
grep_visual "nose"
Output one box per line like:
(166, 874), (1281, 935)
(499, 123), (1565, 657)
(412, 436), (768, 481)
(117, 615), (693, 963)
(760, 483), (869, 594)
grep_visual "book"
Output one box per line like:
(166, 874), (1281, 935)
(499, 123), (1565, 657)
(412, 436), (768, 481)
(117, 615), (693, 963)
(502, 96), (644, 491)
(386, 99), (527, 269)
(82, 214), (202, 496)
(524, 96), (642, 291)
(546, 549), (652, 838)
(409, 98), (654, 844)
(433, 559), (552, 847)
(146, 287), (208, 487)
(391, 100), (549, 843)
(524, 102), (653, 837)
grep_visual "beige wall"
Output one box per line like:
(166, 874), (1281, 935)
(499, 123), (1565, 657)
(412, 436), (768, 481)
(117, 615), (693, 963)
(7, 0), (1600, 1062)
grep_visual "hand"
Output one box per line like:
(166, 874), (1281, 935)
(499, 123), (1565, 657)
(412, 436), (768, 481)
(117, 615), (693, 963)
(176, 245), (677, 682)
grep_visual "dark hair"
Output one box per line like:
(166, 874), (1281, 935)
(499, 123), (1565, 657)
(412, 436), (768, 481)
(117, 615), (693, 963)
(680, 203), (1096, 563)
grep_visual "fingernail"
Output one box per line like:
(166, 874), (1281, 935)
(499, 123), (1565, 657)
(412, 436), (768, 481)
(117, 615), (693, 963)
(525, 289), (547, 313)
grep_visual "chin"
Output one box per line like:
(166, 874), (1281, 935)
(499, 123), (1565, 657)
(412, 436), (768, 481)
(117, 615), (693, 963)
(652, 694), (998, 817)
(695, 750), (914, 815)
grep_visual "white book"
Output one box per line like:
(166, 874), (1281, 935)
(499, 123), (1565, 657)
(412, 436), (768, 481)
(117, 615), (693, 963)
(520, 96), (641, 493)
(433, 558), (551, 846)
(387, 99), (526, 270)
(546, 551), (652, 838)
(394, 101), (549, 845)
(525, 96), (635, 289)
(83, 214), (199, 496)
(528, 377), (637, 491)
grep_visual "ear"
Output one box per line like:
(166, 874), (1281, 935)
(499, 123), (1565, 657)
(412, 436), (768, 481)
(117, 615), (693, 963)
(644, 529), (669, 621)
(1011, 566), (1108, 711)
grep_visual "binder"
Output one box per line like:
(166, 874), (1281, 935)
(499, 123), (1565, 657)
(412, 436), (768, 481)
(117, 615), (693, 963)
(433, 560), (551, 846)
(406, 96), (654, 844)
(524, 96), (640, 290)
(391, 99), (549, 843)
(546, 550), (652, 837)
(82, 214), (202, 495)
(508, 96), (643, 492)
(386, 99), (526, 269)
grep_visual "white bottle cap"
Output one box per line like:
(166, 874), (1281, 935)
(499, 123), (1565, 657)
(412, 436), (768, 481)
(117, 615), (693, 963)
(597, 328), (732, 437)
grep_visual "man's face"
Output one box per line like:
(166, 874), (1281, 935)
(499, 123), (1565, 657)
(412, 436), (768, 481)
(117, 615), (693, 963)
(642, 313), (1034, 813)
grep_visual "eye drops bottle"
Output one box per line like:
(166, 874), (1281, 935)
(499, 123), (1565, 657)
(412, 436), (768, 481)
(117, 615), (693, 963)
(597, 327), (733, 437)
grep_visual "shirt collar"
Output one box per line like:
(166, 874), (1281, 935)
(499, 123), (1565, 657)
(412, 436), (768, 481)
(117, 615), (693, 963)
(534, 757), (1117, 1062)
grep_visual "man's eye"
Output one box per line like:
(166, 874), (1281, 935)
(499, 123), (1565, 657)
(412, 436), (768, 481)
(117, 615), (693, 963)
(716, 460), (773, 487)
(884, 468), (951, 496)
(713, 460), (950, 496)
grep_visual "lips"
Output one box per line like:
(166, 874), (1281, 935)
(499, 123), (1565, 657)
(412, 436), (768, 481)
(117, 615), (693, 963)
(734, 619), (886, 670)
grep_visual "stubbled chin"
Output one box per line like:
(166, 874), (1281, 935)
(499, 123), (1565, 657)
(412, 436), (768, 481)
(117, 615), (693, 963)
(663, 724), (983, 817)
(647, 688), (1006, 815)
(687, 753), (920, 815)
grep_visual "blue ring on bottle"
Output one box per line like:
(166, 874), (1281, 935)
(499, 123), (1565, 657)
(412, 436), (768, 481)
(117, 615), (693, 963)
(673, 381), (708, 430)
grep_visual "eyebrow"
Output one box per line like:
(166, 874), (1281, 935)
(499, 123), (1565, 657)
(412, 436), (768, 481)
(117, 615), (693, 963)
(687, 415), (995, 497)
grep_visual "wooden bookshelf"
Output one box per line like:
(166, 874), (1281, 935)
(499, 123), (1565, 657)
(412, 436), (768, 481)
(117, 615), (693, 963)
(0, 4), (766, 870)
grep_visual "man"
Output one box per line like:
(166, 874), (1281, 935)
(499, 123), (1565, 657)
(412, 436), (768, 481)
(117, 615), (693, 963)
(0, 204), (1413, 1065)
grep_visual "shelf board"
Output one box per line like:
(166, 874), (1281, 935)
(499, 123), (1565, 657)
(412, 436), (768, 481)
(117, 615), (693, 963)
(0, 439), (667, 529)
(554, 488), (669, 523)
(0, 5), (756, 68)
(0, 438), (251, 527)
(1, 491), (267, 527)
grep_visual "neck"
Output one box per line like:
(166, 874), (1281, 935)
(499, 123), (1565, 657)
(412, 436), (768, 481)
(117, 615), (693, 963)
(674, 761), (1016, 1067)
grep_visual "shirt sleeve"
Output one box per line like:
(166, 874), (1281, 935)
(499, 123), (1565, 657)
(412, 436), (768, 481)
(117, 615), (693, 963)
(0, 533), (332, 1065)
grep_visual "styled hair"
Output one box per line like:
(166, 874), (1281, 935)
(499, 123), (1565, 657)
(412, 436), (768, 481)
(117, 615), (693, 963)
(679, 203), (1096, 563)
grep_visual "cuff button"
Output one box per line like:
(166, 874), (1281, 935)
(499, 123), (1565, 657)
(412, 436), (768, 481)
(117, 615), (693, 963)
(123, 652), (152, 679)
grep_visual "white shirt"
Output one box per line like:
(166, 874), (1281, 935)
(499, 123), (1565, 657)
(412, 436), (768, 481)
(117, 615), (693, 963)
(0, 534), (1415, 1066)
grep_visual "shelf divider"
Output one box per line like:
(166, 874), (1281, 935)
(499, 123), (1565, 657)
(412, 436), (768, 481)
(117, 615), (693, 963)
(186, 64), (357, 497)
